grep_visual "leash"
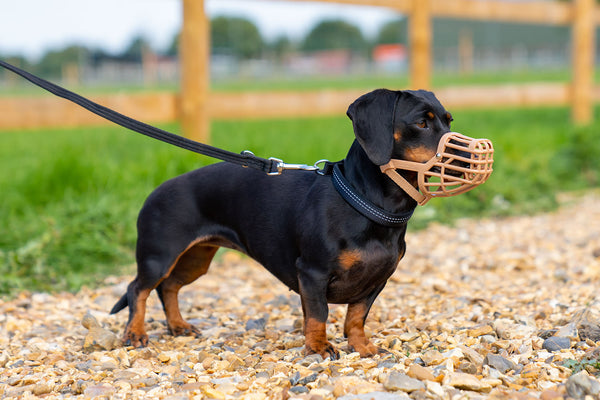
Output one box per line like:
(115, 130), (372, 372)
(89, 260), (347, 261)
(1, 59), (414, 227)
(0, 59), (324, 175)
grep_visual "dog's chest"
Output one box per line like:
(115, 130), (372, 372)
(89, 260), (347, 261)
(326, 240), (404, 303)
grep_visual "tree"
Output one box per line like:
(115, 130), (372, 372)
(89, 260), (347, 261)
(166, 16), (265, 60)
(301, 19), (367, 53)
(120, 36), (152, 62)
(166, 33), (180, 58)
(268, 35), (295, 61)
(35, 45), (88, 77)
(211, 16), (264, 59)
(376, 19), (408, 45)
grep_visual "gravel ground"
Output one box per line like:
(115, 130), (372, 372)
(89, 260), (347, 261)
(1, 192), (600, 399)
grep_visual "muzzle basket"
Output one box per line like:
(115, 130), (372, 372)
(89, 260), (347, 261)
(380, 132), (494, 205)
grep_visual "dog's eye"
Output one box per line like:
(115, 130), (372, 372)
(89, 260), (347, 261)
(416, 120), (427, 129)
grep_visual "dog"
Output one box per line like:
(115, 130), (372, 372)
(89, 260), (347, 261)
(110, 89), (454, 359)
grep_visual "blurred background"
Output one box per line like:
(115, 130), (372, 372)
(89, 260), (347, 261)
(1, 0), (599, 294)
(0, 0), (588, 89)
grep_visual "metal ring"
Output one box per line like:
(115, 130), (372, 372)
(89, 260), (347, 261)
(313, 159), (330, 175)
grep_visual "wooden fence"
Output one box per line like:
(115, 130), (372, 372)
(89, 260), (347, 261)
(3, 83), (600, 130)
(0, 0), (597, 135)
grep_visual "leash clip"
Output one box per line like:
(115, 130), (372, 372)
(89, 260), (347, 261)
(267, 157), (321, 175)
(267, 158), (332, 176)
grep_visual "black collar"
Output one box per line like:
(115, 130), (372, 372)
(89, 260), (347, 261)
(331, 162), (415, 227)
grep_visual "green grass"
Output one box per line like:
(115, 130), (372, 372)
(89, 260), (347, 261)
(212, 69), (576, 92)
(1, 106), (599, 295)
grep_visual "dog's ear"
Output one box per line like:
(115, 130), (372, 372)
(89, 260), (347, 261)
(346, 89), (399, 165)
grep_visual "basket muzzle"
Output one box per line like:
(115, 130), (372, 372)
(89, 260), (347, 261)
(380, 132), (494, 205)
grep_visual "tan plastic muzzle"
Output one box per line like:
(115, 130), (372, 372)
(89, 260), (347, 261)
(380, 132), (494, 205)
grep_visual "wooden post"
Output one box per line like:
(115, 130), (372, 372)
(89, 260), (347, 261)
(458, 29), (474, 76)
(409, 0), (432, 90)
(180, 0), (210, 142)
(571, 0), (595, 124)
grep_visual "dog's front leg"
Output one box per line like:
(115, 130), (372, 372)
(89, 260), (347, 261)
(298, 270), (339, 360)
(344, 284), (388, 357)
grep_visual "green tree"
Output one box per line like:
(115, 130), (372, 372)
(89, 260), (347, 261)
(120, 36), (152, 62)
(166, 16), (265, 60)
(376, 19), (408, 45)
(35, 45), (88, 77)
(268, 35), (295, 61)
(166, 33), (180, 57)
(301, 19), (367, 53)
(211, 16), (264, 59)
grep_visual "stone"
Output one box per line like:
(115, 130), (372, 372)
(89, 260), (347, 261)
(289, 386), (309, 394)
(556, 322), (578, 340)
(338, 392), (410, 400)
(32, 382), (54, 396)
(420, 350), (444, 366)
(297, 373), (319, 386)
(459, 345), (484, 366)
(483, 353), (516, 373)
(407, 364), (435, 381)
(565, 370), (600, 399)
(399, 331), (420, 342)
(542, 337), (571, 352)
(468, 325), (494, 337)
(245, 317), (267, 331)
(383, 372), (426, 393)
(81, 312), (121, 352)
(540, 388), (565, 400)
(83, 384), (115, 398)
(445, 372), (491, 393)
(458, 361), (478, 374)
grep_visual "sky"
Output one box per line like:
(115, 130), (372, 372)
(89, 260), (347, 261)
(0, 0), (401, 61)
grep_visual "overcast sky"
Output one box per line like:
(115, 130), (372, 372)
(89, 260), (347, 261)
(0, 0), (401, 60)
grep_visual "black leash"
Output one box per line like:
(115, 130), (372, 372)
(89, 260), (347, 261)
(1, 59), (414, 227)
(0, 59), (321, 175)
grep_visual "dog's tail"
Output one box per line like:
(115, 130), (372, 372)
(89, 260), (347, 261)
(110, 293), (128, 314)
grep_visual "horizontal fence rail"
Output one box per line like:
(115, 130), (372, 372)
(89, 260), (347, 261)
(1, 83), (599, 130)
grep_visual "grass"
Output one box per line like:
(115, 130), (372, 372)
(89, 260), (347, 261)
(212, 68), (576, 93)
(563, 358), (600, 376)
(1, 105), (599, 295)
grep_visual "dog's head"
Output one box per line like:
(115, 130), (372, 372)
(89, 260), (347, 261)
(347, 89), (494, 205)
(346, 89), (453, 166)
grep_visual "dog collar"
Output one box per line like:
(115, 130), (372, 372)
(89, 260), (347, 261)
(332, 163), (415, 227)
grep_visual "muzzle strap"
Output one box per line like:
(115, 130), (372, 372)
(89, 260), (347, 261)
(380, 167), (428, 205)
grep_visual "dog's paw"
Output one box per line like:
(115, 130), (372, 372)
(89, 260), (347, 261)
(168, 322), (201, 337)
(123, 332), (149, 348)
(348, 341), (388, 358)
(305, 341), (340, 360)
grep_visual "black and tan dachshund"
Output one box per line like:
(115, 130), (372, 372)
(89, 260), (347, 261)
(111, 89), (454, 359)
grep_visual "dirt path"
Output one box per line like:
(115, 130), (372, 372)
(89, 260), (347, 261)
(1, 192), (600, 399)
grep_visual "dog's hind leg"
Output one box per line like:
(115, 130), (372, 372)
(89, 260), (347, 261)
(121, 279), (153, 347)
(156, 240), (218, 337)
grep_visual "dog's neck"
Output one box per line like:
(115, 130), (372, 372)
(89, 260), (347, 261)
(344, 140), (418, 214)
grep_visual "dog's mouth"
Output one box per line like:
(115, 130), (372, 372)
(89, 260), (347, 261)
(430, 162), (466, 178)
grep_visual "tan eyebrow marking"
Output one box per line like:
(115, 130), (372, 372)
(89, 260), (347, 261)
(427, 111), (435, 119)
